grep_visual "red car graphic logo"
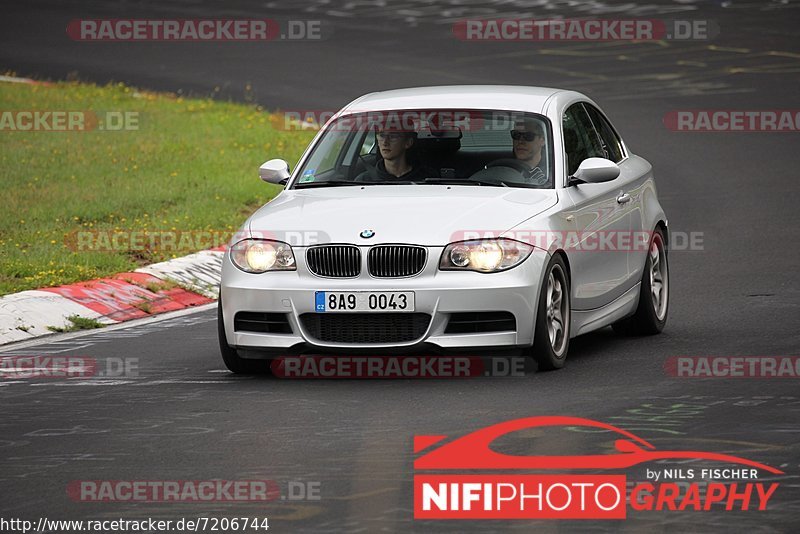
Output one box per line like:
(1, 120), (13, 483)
(414, 416), (783, 473)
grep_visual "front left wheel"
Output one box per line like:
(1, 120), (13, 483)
(530, 254), (571, 370)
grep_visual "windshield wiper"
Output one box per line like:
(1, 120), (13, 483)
(295, 179), (420, 188)
(424, 177), (506, 187)
(294, 180), (363, 188)
(358, 180), (417, 185)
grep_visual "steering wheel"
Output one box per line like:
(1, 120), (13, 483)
(486, 158), (532, 174)
(486, 158), (549, 186)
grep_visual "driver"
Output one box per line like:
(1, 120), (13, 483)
(512, 119), (546, 168)
(355, 128), (432, 182)
(510, 118), (548, 185)
(483, 118), (549, 186)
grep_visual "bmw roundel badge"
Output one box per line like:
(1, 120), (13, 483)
(360, 229), (375, 239)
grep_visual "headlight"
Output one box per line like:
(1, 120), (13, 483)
(439, 239), (533, 273)
(230, 239), (296, 273)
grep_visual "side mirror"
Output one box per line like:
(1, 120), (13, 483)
(570, 157), (620, 185)
(259, 159), (291, 185)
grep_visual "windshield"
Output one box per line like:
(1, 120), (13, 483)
(291, 109), (554, 189)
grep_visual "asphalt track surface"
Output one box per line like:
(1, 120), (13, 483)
(2, 1), (800, 532)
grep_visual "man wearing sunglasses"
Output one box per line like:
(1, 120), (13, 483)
(355, 128), (432, 182)
(483, 118), (549, 186)
(511, 119), (547, 170)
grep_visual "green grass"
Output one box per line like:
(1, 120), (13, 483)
(143, 279), (179, 293)
(46, 315), (105, 333)
(1, 78), (316, 295)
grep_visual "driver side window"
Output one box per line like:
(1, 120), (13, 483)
(563, 104), (605, 176)
(359, 129), (376, 155)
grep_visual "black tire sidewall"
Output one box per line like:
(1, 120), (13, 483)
(531, 254), (570, 370)
(641, 229), (668, 331)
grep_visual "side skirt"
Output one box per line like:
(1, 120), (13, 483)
(570, 282), (640, 337)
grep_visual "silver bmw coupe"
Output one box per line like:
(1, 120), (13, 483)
(218, 86), (669, 373)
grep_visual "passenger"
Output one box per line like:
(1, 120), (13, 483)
(356, 128), (433, 182)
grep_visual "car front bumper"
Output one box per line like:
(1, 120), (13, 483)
(220, 246), (549, 355)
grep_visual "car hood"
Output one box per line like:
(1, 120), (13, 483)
(247, 185), (557, 246)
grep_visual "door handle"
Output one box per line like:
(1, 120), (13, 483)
(616, 193), (631, 204)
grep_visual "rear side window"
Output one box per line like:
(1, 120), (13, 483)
(584, 104), (624, 163)
(563, 104), (604, 176)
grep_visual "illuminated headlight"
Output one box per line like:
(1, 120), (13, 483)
(439, 239), (533, 273)
(230, 239), (296, 273)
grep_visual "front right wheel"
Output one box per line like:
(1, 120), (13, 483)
(530, 254), (571, 370)
(612, 227), (669, 336)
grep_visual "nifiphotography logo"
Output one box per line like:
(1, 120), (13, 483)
(413, 416), (783, 520)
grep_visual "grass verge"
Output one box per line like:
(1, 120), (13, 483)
(47, 315), (105, 333)
(1, 77), (315, 295)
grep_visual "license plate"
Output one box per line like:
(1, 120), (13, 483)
(314, 291), (415, 312)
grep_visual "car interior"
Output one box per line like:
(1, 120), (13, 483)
(350, 130), (516, 181)
(296, 111), (553, 188)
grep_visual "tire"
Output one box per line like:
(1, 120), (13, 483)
(612, 227), (669, 336)
(530, 254), (571, 370)
(217, 299), (269, 374)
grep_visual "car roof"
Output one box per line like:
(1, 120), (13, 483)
(342, 85), (577, 115)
